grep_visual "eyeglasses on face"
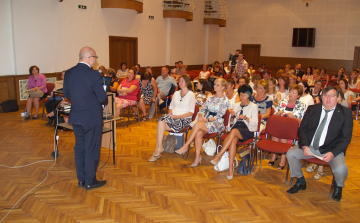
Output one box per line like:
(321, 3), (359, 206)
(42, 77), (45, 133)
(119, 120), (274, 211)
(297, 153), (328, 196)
(89, 56), (98, 59)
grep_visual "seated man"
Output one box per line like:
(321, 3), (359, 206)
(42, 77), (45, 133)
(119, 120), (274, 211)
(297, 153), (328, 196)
(148, 66), (177, 118)
(286, 86), (353, 201)
(45, 70), (65, 125)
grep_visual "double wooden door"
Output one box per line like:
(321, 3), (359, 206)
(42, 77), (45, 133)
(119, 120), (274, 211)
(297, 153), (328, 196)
(109, 36), (138, 71)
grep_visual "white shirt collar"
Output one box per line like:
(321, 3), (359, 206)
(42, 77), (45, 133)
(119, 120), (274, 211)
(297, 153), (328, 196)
(79, 62), (91, 68)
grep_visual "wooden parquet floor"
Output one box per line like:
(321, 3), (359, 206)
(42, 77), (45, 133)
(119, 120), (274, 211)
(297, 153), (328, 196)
(0, 111), (360, 223)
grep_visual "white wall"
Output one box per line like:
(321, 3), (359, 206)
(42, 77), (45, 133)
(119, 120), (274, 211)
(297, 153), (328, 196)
(0, 0), (15, 76)
(224, 0), (360, 61)
(0, 0), (224, 76)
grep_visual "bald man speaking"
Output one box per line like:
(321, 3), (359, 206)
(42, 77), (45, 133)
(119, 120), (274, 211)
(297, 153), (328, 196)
(63, 47), (108, 190)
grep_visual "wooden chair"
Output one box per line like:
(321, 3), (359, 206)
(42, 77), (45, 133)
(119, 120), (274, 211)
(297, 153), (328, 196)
(287, 158), (335, 197)
(40, 83), (56, 118)
(255, 116), (299, 183)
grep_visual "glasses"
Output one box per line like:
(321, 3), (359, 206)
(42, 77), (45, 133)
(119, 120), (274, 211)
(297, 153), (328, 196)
(89, 56), (98, 59)
(323, 94), (337, 98)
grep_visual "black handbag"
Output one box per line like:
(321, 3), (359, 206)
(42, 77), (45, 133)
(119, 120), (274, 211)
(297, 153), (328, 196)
(237, 153), (251, 175)
(1, 100), (19, 113)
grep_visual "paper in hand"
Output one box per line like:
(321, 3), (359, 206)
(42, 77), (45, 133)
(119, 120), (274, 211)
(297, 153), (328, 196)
(307, 148), (323, 160)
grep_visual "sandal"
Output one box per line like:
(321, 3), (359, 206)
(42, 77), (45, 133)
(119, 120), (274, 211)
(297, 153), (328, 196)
(141, 116), (147, 122)
(314, 171), (324, 180)
(134, 115), (139, 121)
(277, 165), (285, 170)
(268, 157), (278, 166)
(306, 163), (317, 173)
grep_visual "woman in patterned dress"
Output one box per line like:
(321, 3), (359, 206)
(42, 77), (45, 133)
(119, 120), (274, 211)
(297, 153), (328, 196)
(136, 71), (157, 121)
(175, 78), (229, 167)
(268, 84), (306, 170)
(148, 75), (196, 162)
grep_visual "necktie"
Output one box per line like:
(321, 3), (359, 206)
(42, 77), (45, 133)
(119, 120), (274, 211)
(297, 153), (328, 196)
(313, 110), (330, 150)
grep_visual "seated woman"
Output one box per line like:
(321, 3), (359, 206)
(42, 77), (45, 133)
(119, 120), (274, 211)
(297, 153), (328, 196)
(115, 68), (139, 118)
(175, 78), (229, 167)
(106, 68), (119, 94)
(198, 64), (210, 81)
(269, 84), (306, 170)
(98, 65), (106, 77)
(25, 65), (48, 119)
(311, 80), (323, 104)
(298, 81), (314, 110)
(250, 80), (272, 133)
(148, 75), (195, 162)
(277, 75), (289, 101)
(348, 70), (359, 89)
(225, 78), (240, 110)
(135, 64), (142, 77)
(308, 69), (321, 86)
(146, 66), (156, 80)
(250, 74), (261, 94)
(195, 79), (212, 108)
(339, 78), (352, 107)
(239, 76), (249, 88)
(210, 85), (258, 180)
(209, 65), (224, 91)
(267, 77), (279, 108)
(116, 62), (129, 78)
(302, 67), (312, 82)
(136, 71), (157, 121)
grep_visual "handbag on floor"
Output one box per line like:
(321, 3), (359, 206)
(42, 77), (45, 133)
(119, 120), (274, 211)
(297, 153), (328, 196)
(203, 139), (216, 156)
(1, 100), (19, 113)
(237, 153), (251, 175)
(214, 145), (239, 172)
(162, 135), (177, 153)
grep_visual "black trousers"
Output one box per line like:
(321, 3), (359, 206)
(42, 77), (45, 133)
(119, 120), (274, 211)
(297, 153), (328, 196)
(45, 99), (61, 121)
(72, 124), (103, 185)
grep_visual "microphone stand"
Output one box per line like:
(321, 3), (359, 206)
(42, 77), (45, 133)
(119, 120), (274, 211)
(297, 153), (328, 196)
(51, 108), (60, 158)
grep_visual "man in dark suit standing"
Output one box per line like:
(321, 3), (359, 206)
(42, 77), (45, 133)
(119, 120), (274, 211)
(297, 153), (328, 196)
(63, 46), (108, 190)
(286, 86), (353, 201)
(295, 63), (304, 80)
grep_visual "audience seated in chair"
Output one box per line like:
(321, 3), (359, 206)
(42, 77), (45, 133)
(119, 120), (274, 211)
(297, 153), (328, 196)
(105, 68), (119, 94)
(148, 75), (195, 162)
(268, 84), (306, 170)
(210, 85), (258, 180)
(116, 62), (129, 78)
(136, 71), (157, 122)
(45, 70), (65, 125)
(175, 78), (229, 167)
(195, 79), (212, 108)
(250, 80), (272, 133)
(25, 65), (48, 120)
(115, 68), (140, 119)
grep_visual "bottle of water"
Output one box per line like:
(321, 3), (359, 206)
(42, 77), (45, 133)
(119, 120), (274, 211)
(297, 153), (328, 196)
(24, 108), (27, 117)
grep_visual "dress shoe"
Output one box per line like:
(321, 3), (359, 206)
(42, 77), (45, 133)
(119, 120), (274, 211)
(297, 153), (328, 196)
(78, 181), (85, 188)
(46, 120), (54, 126)
(85, 180), (107, 191)
(191, 156), (202, 167)
(32, 116), (38, 119)
(287, 181), (306, 194)
(227, 173), (233, 180)
(332, 185), (342, 201)
(210, 159), (220, 166)
(25, 116), (30, 120)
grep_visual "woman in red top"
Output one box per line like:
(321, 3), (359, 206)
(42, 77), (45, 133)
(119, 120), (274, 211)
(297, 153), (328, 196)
(115, 68), (139, 117)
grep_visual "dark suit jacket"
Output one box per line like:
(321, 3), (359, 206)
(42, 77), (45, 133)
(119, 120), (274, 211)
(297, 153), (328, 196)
(63, 63), (108, 126)
(296, 70), (304, 79)
(298, 103), (353, 157)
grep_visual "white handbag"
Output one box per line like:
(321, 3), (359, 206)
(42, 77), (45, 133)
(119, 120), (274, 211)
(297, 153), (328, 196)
(214, 145), (239, 172)
(203, 139), (216, 156)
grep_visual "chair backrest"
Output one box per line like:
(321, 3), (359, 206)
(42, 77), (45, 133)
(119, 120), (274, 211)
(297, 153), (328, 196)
(192, 104), (199, 121)
(137, 89), (142, 102)
(265, 116), (299, 140)
(223, 109), (231, 127)
(46, 83), (55, 93)
(256, 113), (261, 132)
(168, 84), (176, 96)
(270, 107), (275, 116)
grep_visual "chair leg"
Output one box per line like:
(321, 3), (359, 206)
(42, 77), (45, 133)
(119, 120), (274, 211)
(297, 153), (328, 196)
(329, 176), (335, 197)
(259, 150), (262, 170)
(356, 102), (360, 121)
(127, 107), (130, 128)
(42, 103), (45, 118)
(285, 165), (290, 185)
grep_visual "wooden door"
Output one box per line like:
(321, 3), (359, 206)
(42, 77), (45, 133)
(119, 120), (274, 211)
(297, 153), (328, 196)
(353, 47), (360, 70)
(241, 44), (261, 68)
(109, 36), (138, 71)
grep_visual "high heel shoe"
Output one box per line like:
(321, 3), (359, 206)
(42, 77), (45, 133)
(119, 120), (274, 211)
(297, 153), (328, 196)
(210, 159), (220, 166)
(268, 157), (278, 166)
(227, 173), (233, 180)
(175, 149), (188, 155)
(191, 156), (202, 167)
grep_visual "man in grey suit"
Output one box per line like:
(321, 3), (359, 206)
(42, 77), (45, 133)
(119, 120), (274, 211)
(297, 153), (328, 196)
(286, 86), (353, 201)
(63, 47), (108, 190)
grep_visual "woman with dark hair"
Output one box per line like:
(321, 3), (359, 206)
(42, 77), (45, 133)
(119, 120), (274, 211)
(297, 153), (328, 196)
(298, 81), (314, 110)
(175, 78), (229, 167)
(339, 79), (352, 106)
(302, 67), (313, 81)
(195, 79), (212, 107)
(211, 85), (258, 180)
(269, 84), (306, 170)
(146, 66), (156, 80)
(106, 68), (119, 93)
(135, 64), (142, 76)
(198, 64), (210, 80)
(25, 65), (48, 119)
(348, 70), (359, 89)
(136, 71), (157, 121)
(225, 78), (240, 110)
(247, 64), (255, 76)
(148, 75), (195, 162)
(116, 62), (129, 78)
(320, 67), (328, 80)
(239, 76), (249, 87)
(311, 80), (323, 104)
(115, 68), (139, 117)
(277, 75), (289, 101)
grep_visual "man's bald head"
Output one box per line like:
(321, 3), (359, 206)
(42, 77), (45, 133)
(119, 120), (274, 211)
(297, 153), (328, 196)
(79, 46), (97, 67)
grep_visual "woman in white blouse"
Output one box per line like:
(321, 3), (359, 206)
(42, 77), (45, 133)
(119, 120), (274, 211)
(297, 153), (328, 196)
(148, 75), (196, 162)
(210, 85), (258, 180)
(298, 81), (314, 111)
(198, 64), (210, 81)
(116, 62), (129, 78)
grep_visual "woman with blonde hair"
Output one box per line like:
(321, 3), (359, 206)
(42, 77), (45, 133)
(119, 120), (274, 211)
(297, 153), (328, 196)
(250, 79), (272, 132)
(175, 78), (229, 167)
